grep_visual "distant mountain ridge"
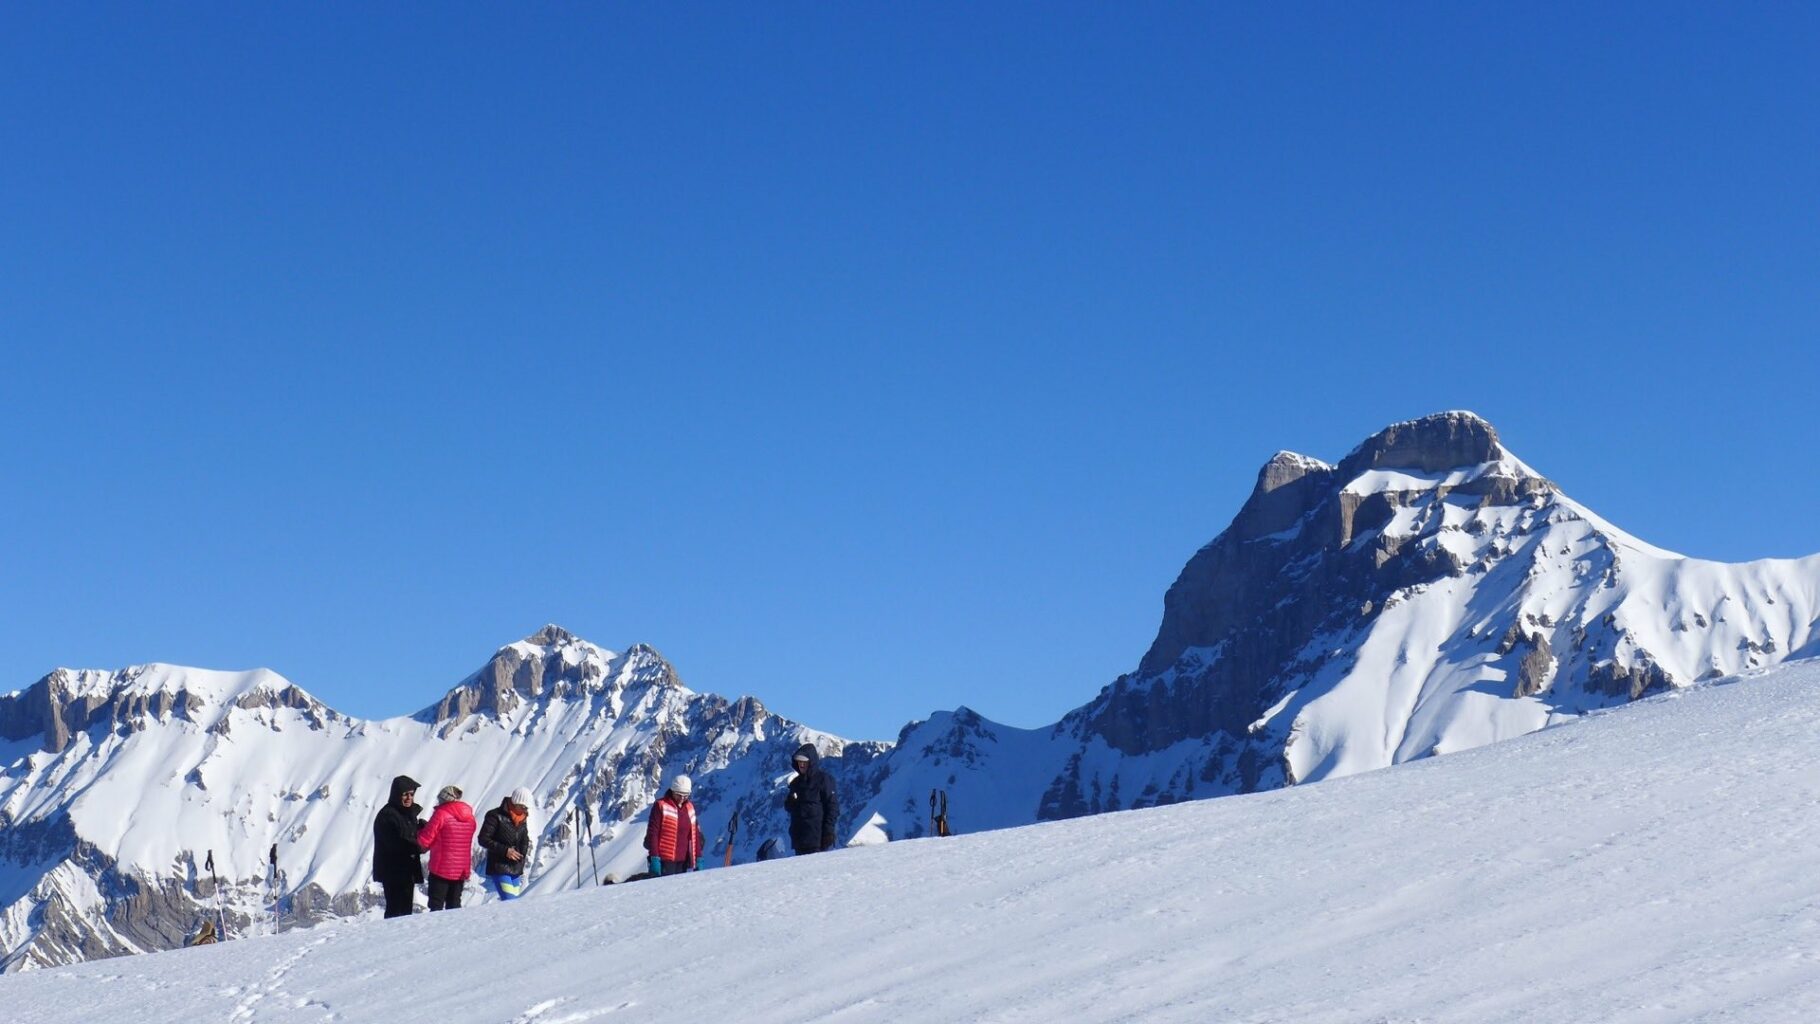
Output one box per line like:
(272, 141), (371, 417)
(5, 411), (1817, 971)
(0, 631), (883, 971)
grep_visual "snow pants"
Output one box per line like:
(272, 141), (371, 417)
(487, 873), (525, 900)
(427, 874), (464, 911)
(381, 877), (415, 919)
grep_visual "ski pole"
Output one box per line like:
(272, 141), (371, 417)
(573, 807), (583, 890)
(268, 844), (279, 936)
(583, 804), (600, 886)
(205, 850), (228, 940)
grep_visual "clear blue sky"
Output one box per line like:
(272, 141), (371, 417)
(2, 4), (1815, 739)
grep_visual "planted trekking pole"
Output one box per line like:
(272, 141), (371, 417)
(573, 807), (583, 890)
(583, 804), (600, 886)
(205, 850), (228, 940)
(267, 844), (280, 936)
(930, 789), (951, 837)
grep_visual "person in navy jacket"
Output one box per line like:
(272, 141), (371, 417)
(785, 744), (839, 855)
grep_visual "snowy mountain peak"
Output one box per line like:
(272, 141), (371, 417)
(418, 628), (686, 726)
(523, 623), (583, 647)
(1086, 410), (1818, 788)
(0, 664), (322, 754)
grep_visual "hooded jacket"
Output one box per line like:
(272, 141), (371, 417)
(784, 743), (840, 853)
(372, 774), (426, 885)
(478, 799), (532, 878)
(418, 798), (478, 881)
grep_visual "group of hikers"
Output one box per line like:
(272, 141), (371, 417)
(370, 743), (841, 918)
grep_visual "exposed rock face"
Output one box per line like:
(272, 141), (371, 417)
(1514, 632), (1556, 698)
(0, 668), (217, 754)
(422, 626), (685, 727)
(1338, 410), (1501, 476)
(1121, 413), (1541, 766)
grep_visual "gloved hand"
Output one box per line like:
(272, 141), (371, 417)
(647, 856), (662, 877)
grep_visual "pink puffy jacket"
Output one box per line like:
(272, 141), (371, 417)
(417, 800), (477, 881)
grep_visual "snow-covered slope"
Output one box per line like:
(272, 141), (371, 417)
(6, 658), (1820, 1023)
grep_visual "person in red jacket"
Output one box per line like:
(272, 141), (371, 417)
(417, 784), (477, 910)
(643, 774), (702, 877)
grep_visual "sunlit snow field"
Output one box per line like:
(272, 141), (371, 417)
(7, 659), (1820, 1023)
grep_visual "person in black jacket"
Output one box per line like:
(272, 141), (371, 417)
(478, 786), (534, 900)
(784, 743), (839, 855)
(372, 774), (425, 918)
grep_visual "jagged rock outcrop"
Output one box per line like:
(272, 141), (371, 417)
(0, 669), (205, 754)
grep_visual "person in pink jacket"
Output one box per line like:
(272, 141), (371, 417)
(417, 784), (477, 911)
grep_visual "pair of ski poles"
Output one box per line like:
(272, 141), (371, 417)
(201, 844), (285, 941)
(574, 805), (601, 888)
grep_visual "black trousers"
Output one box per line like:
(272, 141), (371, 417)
(382, 877), (415, 919)
(428, 875), (464, 911)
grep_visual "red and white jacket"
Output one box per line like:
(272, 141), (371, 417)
(643, 794), (702, 866)
(418, 800), (477, 881)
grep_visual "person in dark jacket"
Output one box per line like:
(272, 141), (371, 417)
(784, 744), (839, 855)
(479, 786), (534, 900)
(372, 774), (425, 918)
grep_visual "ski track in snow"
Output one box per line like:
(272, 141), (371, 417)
(8, 660), (1820, 1021)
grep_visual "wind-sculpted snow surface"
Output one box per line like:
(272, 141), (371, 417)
(6, 659), (1820, 1023)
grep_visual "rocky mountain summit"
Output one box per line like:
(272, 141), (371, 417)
(847, 411), (1819, 832)
(4, 411), (1816, 972)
